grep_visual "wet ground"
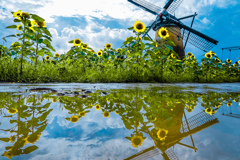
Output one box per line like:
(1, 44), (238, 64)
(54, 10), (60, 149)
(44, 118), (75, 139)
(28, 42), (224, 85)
(0, 83), (240, 160)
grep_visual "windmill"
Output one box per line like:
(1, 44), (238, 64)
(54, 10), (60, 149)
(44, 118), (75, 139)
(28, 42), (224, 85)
(127, 0), (218, 59)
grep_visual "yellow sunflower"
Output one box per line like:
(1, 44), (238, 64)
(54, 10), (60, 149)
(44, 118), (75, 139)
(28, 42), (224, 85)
(95, 104), (101, 110)
(215, 58), (221, 63)
(226, 59), (231, 64)
(131, 135), (144, 148)
(116, 48), (122, 52)
(9, 135), (16, 143)
(157, 128), (168, 141)
(210, 51), (216, 56)
(227, 102), (232, 107)
(34, 21), (47, 28)
(22, 12), (29, 18)
(28, 133), (41, 144)
(3, 151), (13, 159)
(105, 43), (112, 50)
(205, 52), (212, 59)
(187, 52), (193, 57)
(238, 60), (240, 64)
(73, 39), (82, 47)
(133, 20), (146, 33)
(205, 107), (216, 115)
(12, 42), (21, 48)
(17, 24), (23, 31)
(103, 111), (110, 118)
(78, 111), (86, 117)
(215, 102), (222, 108)
(70, 115), (79, 123)
(13, 10), (22, 20)
(52, 98), (58, 103)
(54, 53), (60, 57)
(97, 50), (103, 57)
(45, 56), (50, 60)
(222, 63), (225, 66)
(82, 43), (88, 49)
(158, 27), (170, 39)
(114, 110), (119, 114)
(7, 108), (18, 114)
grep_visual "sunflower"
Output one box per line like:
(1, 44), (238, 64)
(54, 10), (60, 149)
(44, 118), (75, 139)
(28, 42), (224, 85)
(27, 21), (36, 32)
(226, 59), (231, 64)
(73, 38), (81, 47)
(114, 110), (119, 114)
(82, 43), (88, 49)
(7, 108), (18, 114)
(17, 24), (22, 31)
(70, 115), (79, 123)
(3, 151), (13, 159)
(222, 63), (225, 66)
(22, 12), (29, 18)
(79, 111), (86, 117)
(12, 42), (21, 48)
(210, 51), (216, 56)
(133, 20), (146, 33)
(9, 135), (16, 143)
(185, 61), (189, 64)
(205, 52), (212, 59)
(215, 102), (222, 108)
(13, 10), (22, 20)
(187, 52), (193, 57)
(52, 98), (58, 103)
(238, 60), (240, 64)
(157, 128), (168, 141)
(233, 64), (236, 67)
(103, 111), (110, 118)
(116, 48), (122, 53)
(158, 27), (170, 39)
(205, 107), (215, 115)
(105, 43), (112, 50)
(95, 104), (101, 110)
(54, 53), (60, 57)
(97, 50), (103, 57)
(45, 55), (50, 60)
(227, 102), (232, 107)
(131, 135), (144, 148)
(215, 58), (221, 63)
(34, 21), (47, 28)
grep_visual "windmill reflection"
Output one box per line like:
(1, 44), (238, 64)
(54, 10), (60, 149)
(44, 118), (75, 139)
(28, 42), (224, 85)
(125, 103), (219, 160)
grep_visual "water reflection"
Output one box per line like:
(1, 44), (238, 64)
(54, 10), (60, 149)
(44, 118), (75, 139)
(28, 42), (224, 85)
(0, 87), (239, 159)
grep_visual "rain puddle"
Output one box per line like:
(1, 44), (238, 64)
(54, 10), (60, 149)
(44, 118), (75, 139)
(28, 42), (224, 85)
(0, 83), (240, 160)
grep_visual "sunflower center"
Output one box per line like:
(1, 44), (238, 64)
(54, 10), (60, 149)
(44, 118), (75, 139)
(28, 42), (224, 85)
(159, 131), (166, 137)
(75, 39), (81, 44)
(207, 108), (211, 112)
(80, 112), (85, 116)
(97, 52), (101, 56)
(161, 30), (167, 36)
(71, 117), (78, 122)
(104, 112), (109, 117)
(107, 44), (111, 48)
(17, 13), (20, 16)
(207, 54), (211, 58)
(133, 138), (141, 145)
(96, 105), (100, 109)
(136, 23), (143, 30)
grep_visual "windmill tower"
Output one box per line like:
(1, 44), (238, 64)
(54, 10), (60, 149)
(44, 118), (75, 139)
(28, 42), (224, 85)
(127, 0), (218, 59)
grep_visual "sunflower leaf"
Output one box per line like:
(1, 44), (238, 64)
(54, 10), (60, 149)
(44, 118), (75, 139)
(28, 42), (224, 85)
(41, 28), (52, 37)
(5, 25), (17, 29)
(68, 40), (74, 43)
(0, 138), (10, 142)
(14, 19), (21, 22)
(31, 14), (45, 22)
(23, 145), (38, 154)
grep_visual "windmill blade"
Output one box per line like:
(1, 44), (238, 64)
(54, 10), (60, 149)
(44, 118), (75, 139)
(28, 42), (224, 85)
(142, 18), (159, 39)
(166, 0), (184, 15)
(128, 0), (162, 15)
(167, 20), (218, 52)
(124, 146), (160, 160)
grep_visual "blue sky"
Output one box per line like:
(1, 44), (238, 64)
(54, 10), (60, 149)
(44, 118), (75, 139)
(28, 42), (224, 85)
(0, 0), (240, 63)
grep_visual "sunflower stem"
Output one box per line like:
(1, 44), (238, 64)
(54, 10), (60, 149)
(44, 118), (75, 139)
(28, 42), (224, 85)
(20, 19), (26, 80)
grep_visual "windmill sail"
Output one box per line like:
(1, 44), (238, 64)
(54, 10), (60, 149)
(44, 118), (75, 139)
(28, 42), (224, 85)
(127, 0), (161, 15)
(166, 19), (218, 52)
(166, 0), (184, 14)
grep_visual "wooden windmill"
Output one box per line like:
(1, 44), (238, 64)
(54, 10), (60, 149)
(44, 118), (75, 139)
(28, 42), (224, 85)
(127, 0), (218, 59)
(124, 104), (219, 160)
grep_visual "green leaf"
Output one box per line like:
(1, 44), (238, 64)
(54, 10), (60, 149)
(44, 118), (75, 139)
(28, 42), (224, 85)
(2, 37), (7, 42)
(127, 27), (134, 30)
(143, 37), (152, 41)
(6, 25), (17, 29)
(0, 138), (10, 142)
(23, 145), (38, 154)
(68, 40), (74, 43)
(31, 14), (45, 22)
(41, 28), (52, 37)
(14, 19), (21, 22)
(166, 45), (173, 50)
(166, 40), (176, 46)
(37, 39), (43, 44)
(5, 35), (16, 38)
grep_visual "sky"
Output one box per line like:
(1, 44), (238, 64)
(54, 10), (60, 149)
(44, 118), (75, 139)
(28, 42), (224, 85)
(0, 0), (240, 63)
